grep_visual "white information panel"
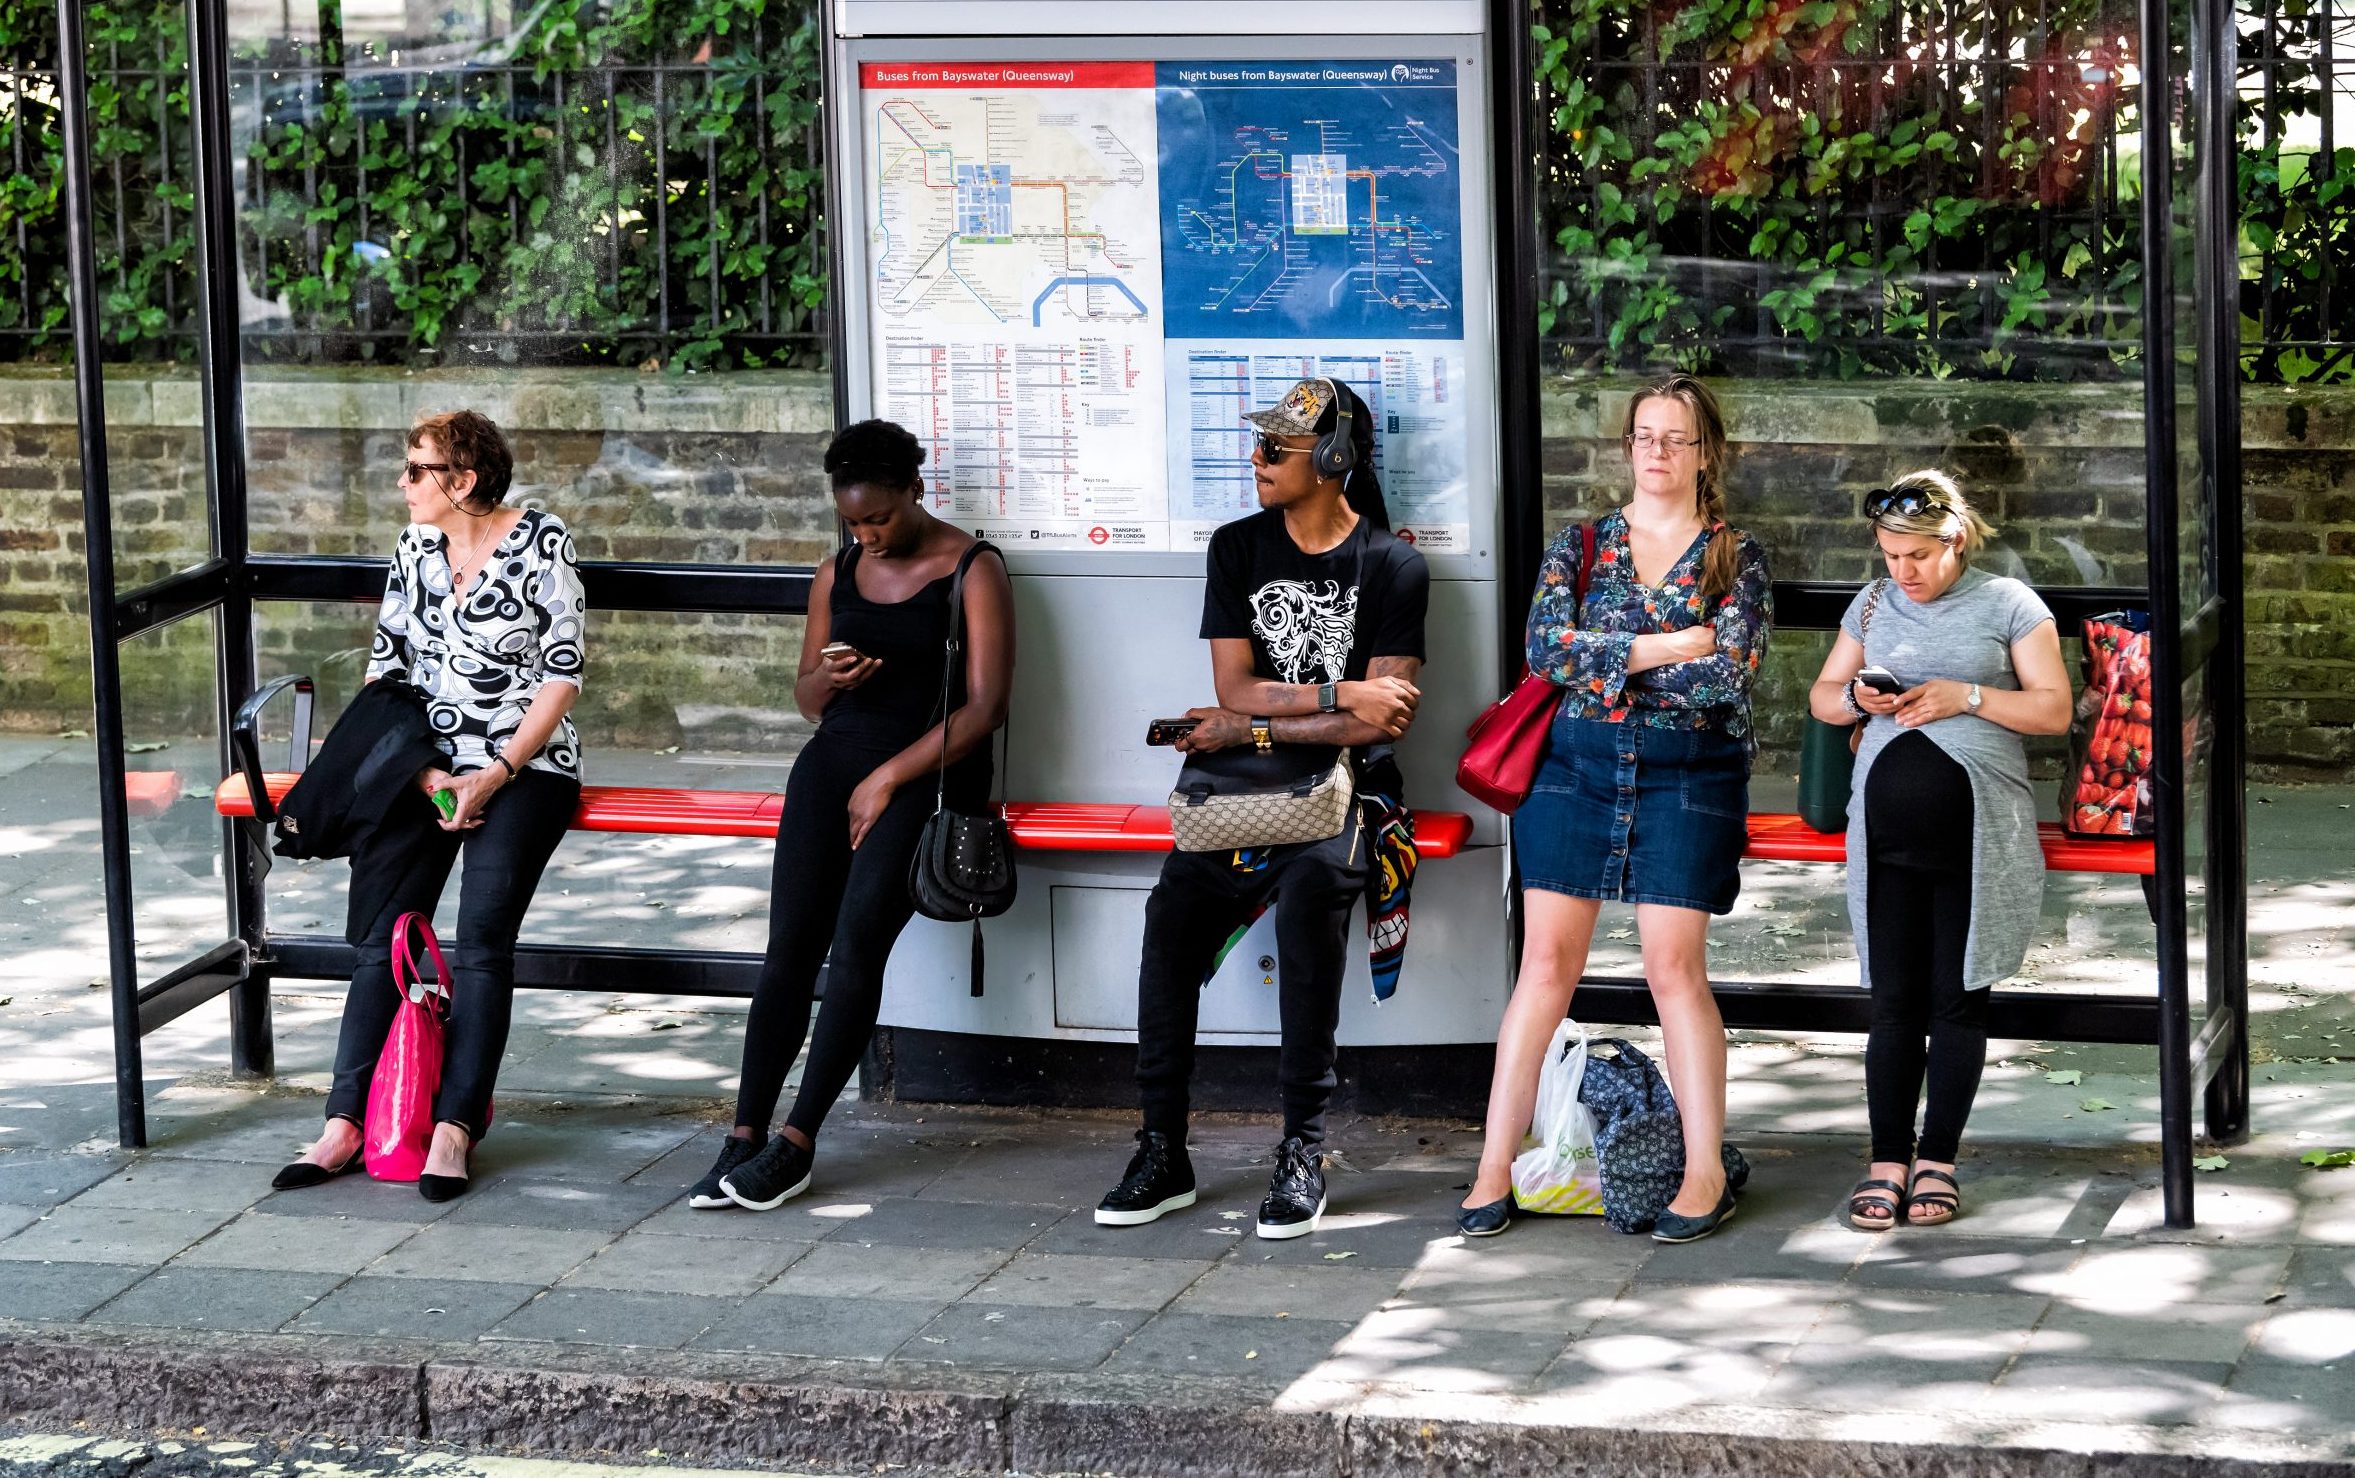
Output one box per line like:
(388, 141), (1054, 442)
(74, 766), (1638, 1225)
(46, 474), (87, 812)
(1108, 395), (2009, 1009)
(857, 52), (1475, 559)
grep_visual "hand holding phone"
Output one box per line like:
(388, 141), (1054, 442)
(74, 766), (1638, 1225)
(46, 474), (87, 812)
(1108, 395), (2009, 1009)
(1146, 717), (1201, 747)
(1856, 666), (1907, 696)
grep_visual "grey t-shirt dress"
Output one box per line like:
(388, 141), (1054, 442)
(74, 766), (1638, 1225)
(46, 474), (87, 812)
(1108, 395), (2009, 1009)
(1841, 567), (2057, 990)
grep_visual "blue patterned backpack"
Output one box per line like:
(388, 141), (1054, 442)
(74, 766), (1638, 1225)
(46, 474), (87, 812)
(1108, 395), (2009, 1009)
(1575, 1036), (1750, 1234)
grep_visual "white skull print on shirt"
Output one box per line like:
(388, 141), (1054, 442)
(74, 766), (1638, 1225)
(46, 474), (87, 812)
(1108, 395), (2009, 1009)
(1249, 578), (1360, 685)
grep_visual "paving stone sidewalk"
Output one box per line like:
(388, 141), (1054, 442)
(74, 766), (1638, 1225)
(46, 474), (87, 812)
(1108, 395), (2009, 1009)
(2, 1072), (2354, 1475)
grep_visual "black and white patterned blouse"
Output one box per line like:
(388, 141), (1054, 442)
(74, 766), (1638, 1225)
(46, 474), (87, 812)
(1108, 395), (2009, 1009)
(366, 508), (586, 780)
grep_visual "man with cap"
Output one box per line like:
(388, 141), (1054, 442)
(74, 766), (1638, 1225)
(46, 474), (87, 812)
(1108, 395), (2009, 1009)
(1096, 376), (1430, 1239)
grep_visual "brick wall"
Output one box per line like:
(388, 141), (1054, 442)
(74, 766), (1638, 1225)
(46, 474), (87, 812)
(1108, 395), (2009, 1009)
(2, 368), (2348, 776)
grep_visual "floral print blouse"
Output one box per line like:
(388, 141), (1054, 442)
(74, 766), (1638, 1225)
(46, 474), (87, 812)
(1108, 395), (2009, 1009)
(1524, 510), (1774, 739)
(366, 508), (588, 779)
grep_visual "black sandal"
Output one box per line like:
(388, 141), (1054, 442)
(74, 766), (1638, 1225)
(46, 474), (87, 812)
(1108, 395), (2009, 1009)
(1904, 1167), (1961, 1226)
(1845, 1177), (1905, 1231)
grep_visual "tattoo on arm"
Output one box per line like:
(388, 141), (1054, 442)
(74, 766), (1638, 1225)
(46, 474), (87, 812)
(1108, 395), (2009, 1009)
(1268, 712), (1379, 746)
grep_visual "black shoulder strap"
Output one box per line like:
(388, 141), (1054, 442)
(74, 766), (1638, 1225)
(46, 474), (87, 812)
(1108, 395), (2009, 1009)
(932, 541), (1002, 807)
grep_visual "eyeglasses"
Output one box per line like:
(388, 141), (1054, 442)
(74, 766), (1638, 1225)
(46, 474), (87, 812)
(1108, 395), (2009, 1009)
(1255, 433), (1315, 462)
(1624, 432), (1699, 452)
(401, 460), (453, 485)
(1863, 487), (1941, 519)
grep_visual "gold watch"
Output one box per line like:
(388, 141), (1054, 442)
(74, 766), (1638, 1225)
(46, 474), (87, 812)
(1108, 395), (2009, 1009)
(1251, 716), (1274, 754)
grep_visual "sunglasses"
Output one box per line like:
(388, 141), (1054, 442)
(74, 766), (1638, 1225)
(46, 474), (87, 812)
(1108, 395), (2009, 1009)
(1255, 432), (1316, 462)
(402, 460), (453, 485)
(1864, 486), (1941, 519)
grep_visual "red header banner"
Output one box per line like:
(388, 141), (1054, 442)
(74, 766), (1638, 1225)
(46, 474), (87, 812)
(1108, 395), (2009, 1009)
(859, 61), (1153, 90)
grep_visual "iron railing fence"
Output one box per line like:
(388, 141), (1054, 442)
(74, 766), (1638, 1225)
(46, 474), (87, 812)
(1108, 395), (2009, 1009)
(1, 1), (2347, 378)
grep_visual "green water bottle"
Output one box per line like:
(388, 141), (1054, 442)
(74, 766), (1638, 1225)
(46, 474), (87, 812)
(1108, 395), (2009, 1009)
(1796, 718), (1854, 834)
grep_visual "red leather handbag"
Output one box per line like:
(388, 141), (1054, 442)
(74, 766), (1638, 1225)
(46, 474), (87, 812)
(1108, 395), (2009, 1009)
(363, 912), (456, 1182)
(1458, 523), (1595, 813)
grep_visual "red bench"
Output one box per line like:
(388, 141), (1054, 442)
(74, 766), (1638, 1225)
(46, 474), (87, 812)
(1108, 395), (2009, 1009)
(210, 775), (1476, 858)
(212, 774), (2147, 872)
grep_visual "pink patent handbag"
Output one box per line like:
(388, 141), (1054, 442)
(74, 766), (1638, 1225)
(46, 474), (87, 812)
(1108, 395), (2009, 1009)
(363, 912), (454, 1182)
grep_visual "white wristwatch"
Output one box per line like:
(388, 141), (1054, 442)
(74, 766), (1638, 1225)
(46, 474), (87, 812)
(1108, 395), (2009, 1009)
(1965, 683), (1983, 714)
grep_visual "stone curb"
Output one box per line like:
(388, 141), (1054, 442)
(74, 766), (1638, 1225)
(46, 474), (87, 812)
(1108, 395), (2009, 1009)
(5, 1325), (2354, 1477)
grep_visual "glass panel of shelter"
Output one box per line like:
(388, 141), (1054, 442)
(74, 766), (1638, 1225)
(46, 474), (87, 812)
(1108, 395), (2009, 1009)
(1531, 1), (2158, 998)
(225, 0), (833, 963)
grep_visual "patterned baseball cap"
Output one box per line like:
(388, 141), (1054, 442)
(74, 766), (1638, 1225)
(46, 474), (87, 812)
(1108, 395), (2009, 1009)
(1242, 377), (1339, 437)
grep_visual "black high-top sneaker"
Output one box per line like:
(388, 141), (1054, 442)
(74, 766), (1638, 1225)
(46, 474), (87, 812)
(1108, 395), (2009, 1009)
(687, 1134), (760, 1209)
(720, 1132), (814, 1211)
(1256, 1136), (1326, 1240)
(1094, 1128), (1196, 1226)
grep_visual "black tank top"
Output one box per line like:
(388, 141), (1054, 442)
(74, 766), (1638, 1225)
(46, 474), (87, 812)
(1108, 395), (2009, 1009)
(1865, 730), (1975, 873)
(818, 545), (990, 793)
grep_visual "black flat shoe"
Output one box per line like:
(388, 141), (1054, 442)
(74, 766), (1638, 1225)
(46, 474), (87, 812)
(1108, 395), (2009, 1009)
(417, 1172), (470, 1203)
(271, 1151), (362, 1191)
(1456, 1196), (1515, 1238)
(1651, 1187), (1738, 1244)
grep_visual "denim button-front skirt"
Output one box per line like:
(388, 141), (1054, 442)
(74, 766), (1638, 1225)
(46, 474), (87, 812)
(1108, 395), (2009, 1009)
(1512, 711), (1749, 915)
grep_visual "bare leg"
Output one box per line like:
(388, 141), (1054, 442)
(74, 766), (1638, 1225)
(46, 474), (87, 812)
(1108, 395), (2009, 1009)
(296, 1116), (363, 1170)
(1463, 892), (1603, 1208)
(1635, 903), (1728, 1217)
(423, 1119), (472, 1179)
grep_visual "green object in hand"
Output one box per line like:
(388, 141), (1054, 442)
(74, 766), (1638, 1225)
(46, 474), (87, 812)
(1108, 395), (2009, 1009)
(431, 788), (458, 822)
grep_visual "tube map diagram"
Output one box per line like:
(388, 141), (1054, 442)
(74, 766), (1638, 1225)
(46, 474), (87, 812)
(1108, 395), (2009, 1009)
(862, 58), (1469, 553)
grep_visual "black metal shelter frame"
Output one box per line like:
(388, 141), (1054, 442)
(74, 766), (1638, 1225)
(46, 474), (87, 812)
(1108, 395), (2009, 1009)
(62, 0), (2246, 1228)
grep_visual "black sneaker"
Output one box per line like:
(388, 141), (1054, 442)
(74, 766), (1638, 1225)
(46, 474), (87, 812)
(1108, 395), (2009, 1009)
(1094, 1129), (1196, 1226)
(1256, 1136), (1326, 1240)
(686, 1135), (760, 1209)
(720, 1133), (814, 1211)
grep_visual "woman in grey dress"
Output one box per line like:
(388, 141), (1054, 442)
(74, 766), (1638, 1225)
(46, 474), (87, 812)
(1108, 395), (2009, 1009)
(1808, 471), (2071, 1229)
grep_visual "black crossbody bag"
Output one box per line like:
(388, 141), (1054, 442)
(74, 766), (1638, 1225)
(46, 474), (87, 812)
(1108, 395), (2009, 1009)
(909, 541), (1015, 996)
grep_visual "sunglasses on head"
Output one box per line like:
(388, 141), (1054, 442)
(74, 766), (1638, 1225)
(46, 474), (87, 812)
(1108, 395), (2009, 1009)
(1255, 432), (1314, 462)
(1864, 486), (1939, 519)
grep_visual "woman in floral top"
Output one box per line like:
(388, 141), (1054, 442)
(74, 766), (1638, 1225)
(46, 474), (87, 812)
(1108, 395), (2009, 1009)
(1457, 375), (1772, 1246)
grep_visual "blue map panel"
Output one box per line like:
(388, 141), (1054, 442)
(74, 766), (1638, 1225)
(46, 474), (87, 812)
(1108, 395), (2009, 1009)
(1155, 59), (1462, 340)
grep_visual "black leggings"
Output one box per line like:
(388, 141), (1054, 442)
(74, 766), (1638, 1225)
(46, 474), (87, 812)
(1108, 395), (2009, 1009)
(733, 732), (976, 1139)
(1864, 859), (1989, 1164)
(325, 769), (579, 1140)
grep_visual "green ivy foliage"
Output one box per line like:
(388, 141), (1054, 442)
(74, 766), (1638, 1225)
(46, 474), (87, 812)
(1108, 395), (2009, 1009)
(0, 0), (827, 370)
(1533, 0), (2349, 383)
(0, 0), (2344, 380)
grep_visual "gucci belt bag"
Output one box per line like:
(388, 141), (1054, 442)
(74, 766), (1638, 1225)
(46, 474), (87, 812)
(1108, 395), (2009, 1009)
(1167, 744), (1356, 853)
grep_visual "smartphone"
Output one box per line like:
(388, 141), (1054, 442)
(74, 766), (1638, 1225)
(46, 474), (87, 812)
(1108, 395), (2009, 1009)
(1146, 717), (1200, 747)
(819, 641), (859, 661)
(1856, 666), (1908, 696)
(430, 787), (458, 821)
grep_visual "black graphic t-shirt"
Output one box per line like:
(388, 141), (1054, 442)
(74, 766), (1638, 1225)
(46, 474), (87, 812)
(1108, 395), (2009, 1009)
(1201, 509), (1429, 688)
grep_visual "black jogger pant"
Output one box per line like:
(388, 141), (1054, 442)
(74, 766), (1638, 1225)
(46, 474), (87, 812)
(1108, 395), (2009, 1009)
(1864, 857), (1989, 1165)
(1134, 820), (1370, 1148)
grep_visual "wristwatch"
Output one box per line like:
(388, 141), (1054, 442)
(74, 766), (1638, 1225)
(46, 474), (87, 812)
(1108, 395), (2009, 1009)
(1316, 681), (1340, 714)
(1251, 716), (1274, 754)
(1965, 683), (1983, 714)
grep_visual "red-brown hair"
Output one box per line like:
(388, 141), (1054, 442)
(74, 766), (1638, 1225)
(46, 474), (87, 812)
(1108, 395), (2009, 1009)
(408, 409), (514, 509)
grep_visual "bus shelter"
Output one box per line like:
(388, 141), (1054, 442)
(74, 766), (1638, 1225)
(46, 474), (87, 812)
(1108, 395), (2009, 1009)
(53, 0), (2247, 1227)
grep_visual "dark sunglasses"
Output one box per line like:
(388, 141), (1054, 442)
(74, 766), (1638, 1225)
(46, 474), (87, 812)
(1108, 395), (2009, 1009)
(402, 460), (453, 484)
(1255, 432), (1314, 462)
(1863, 486), (1938, 519)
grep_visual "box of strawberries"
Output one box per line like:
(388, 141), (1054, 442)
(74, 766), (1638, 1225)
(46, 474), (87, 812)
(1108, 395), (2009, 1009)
(2064, 611), (2156, 838)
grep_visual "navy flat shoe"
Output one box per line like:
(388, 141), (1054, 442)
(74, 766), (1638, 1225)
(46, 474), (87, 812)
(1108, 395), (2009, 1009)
(1651, 1187), (1738, 1244)
(1456, 1196), (1515, 1238)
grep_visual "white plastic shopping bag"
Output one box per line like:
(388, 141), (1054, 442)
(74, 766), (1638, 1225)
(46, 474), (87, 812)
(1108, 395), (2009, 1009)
(1509, 1019), (1604, 1215)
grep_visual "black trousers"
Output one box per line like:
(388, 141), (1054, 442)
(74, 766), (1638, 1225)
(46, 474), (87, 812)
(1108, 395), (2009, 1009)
(1135, 820), (1370, 1148)
(734, 732), (976, 1138)
(325, 768), (579, 1140)
(1864, 857), (1989, 1164)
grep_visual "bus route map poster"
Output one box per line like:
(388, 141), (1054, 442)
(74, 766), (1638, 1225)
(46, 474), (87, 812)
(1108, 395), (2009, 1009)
(862, 57), (1470, 554)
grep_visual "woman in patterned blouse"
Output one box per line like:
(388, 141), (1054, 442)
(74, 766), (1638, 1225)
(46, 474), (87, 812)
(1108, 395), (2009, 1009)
(272, 409), (587, 1203)
(1457, 375), (1773, 1245)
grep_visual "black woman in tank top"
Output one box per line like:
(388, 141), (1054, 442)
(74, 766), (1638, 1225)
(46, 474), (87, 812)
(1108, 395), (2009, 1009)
(687, 419), (1014, 1213)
